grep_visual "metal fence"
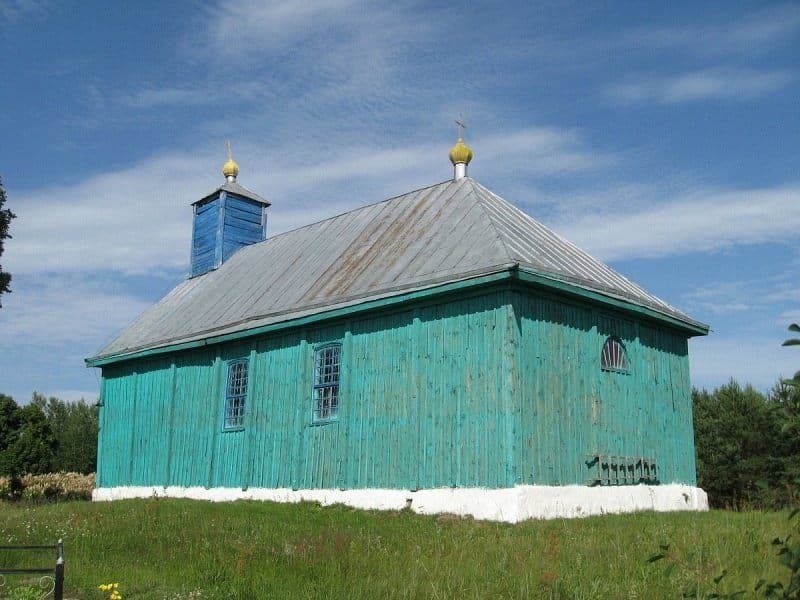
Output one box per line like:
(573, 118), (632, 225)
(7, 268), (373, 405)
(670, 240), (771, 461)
(587, 454), (658, 486)
(0, 539), (64, 600)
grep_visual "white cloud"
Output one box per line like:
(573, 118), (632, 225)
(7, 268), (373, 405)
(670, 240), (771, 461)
(7, 126), (608, 277)
(0, 273), (152, 348)
(172, 0), (444, 140)
(0, 273), (149, 402)
(201, 0), (362, 58)
(478, 128), (616, 176)
(764, 288), (800, 303)
(6, 154), (208, 277)
(679, 278), (800, 327)
(606, 69), (794, 105)
(626, 5), (800, 56)
(557, 185), (800, 262)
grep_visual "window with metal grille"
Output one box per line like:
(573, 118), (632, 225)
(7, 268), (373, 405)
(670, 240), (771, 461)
(313, 344), (341, 423)
(601, 336), (629, 372)
(223, 359), (248, 430)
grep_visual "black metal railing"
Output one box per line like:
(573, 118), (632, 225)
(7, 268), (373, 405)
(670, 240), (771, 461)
(0, 539), (64, 600)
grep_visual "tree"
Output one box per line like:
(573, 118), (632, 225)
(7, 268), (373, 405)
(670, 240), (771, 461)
(693, 380), (800, 509)
(32, 392), (98, 473)
(9, 404), (57, 475)
(0, 393), (98, 477)
(694, 381), (781, 508)
(0, 176), (15, 307)
(0, 395), (56, 477)
(783, 323), (800, 390)
(0, 394), (22, 474)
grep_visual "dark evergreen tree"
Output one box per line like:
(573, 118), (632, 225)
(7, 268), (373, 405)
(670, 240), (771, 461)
(0, 177), (15, 306)
(0, 395), (56, 476)
(694, 380), (800, 509)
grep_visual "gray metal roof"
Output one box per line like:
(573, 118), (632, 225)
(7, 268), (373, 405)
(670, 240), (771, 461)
(92, 177), (705, 362)
(193, 181), (271, 206)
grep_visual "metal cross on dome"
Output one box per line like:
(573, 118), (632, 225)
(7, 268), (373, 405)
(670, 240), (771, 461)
(226, 140), (233, 160)
(455, 116), (466, 139)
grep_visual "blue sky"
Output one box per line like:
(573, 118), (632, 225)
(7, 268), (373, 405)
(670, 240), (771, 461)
(1, 0), (799, 403)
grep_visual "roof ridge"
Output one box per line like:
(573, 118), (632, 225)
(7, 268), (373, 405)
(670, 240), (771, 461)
(464, 178), (515, 264)
(466, 179), (688, 317)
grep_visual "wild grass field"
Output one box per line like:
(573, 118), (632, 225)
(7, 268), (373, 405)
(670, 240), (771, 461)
(0, 499), (793, 599)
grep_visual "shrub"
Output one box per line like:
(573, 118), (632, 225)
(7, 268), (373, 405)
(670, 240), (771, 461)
(0, 475), (24, 500)
(0, 472), (95, 502)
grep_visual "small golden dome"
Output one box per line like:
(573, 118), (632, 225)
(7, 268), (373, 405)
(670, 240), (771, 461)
(222, 158), (239, 179)
(449, 137), (473, 165)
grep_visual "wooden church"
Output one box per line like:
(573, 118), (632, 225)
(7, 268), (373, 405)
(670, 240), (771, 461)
(86, 135), (709, 521)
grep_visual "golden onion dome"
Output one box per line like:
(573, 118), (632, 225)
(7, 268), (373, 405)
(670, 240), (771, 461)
(222, 158), (239, 179)
(449, 137), (473, 165)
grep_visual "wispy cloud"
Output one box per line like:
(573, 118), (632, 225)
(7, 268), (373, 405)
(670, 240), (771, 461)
(479, 128), (616, 176)
(763, 288), (800, 304)
(200, 0), (363, 58)
(0, 273), (152, 348)
(0, 0), (48, 23)
(681, 278), (800, 320)
(606, 68), (794, 105)
(556, 184), (800, 262)
(6, 126), (608, 277)
(120, 81), (268, 109)
(0, 273), (148, 402)
(6, 153), (208, 277)
(625, 4), (800, 56)
(129, 0), (443, 148)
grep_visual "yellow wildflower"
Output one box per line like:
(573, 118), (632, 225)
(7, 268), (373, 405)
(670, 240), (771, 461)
(98, 582), (123, 599)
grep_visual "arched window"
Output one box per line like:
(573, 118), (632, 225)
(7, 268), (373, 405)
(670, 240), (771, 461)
(601, 336), (628, 372)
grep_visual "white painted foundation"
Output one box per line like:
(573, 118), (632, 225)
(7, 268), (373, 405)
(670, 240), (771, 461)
(93, 484), (708, 522)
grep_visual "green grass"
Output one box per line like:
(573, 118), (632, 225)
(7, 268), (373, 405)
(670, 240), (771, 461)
(0, 499), (793, 599)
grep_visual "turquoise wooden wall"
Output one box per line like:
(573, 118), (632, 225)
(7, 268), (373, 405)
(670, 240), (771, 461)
(512, 289), (696, 487)
(97, 284), (697, 490)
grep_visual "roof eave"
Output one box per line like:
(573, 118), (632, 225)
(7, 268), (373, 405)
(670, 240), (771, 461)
(86, 262), (707, 368)
(513, 266), (709, 336)
(191, 183), (271, 207)
(85, 266), (518, 367)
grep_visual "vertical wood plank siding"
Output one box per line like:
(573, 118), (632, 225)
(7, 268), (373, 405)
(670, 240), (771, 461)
(514, 289), (696, 486)
(97, 286), (696, 490)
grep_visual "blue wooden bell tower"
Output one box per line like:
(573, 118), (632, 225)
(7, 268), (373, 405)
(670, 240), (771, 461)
(190, 149), (271, 277)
